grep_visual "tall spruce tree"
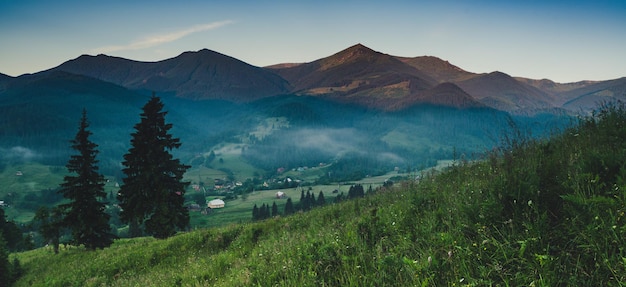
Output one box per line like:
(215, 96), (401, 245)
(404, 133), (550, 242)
(252, 204), (259, 220)
(58, 109), (114, 250)
(118, 95), (190, 239)
(317, 191), (326, 206)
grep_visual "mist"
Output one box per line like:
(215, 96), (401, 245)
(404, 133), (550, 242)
(1, 146), (41, 162)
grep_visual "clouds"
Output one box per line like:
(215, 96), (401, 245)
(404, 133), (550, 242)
(91, 20), (233, 54)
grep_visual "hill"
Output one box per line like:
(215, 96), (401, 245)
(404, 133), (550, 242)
(11, 103), (626, 286)
(0, 71), (147, 164)
(53, 49), (291, 101)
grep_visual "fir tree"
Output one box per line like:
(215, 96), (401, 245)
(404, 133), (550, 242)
(252, 204), (259, 220)
(348, 184), (365, 199)
(309, 192), (316, 208)
(262, 204), (270, 219)
(284, 198), (295, 215)
(0, 209), (23, 252)
(34, 206), (63, 254)
(118, 95), (190, 239)
(271, 201), (279, 217)
(317, 191), (326, 206)
(0, 233), (13, 285)
(58, 109), (114, 250)
(299, 189), (306, 210)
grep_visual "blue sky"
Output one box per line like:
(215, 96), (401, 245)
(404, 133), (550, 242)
(1, 0), (624, 82)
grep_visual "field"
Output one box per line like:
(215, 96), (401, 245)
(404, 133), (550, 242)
(190, 178), (395, 229)
(187, 159), (462, 229)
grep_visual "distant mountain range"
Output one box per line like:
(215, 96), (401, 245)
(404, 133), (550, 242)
(1, 43), (621, 113)
(1, 44), (583, 175)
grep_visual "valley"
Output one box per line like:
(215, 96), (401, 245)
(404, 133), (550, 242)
(0, 44), (586, 242)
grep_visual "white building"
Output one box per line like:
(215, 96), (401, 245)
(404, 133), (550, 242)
(207, 199), (225, 209)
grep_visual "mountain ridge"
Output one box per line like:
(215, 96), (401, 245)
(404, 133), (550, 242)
(19, 43), (625, 112)
(53, 49), (291, 102)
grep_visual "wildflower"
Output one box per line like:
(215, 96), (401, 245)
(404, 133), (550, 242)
(448, 250), (453, 258)
(428, 256), (432, 265)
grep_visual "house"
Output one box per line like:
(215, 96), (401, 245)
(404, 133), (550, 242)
(275, 191), (285, 199)
(207, 199), (225, 209)
(0, 200), (5, 207)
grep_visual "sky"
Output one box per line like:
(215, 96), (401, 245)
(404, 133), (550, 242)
(0, 0), (625, 83)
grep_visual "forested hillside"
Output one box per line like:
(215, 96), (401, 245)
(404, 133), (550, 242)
(10, 102), (626, 286)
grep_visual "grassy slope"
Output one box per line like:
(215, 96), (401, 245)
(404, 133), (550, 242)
(12, 104), (626, 286)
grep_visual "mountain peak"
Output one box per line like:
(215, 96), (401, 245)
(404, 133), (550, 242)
(333, 43), (377, 58)
(316, 43), (393, 73)
(345, 43), (373, 52)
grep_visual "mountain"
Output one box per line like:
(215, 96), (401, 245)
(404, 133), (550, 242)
(0, 73), (12, 91)
(269, 44), (436, 90)
(560, 77), (626, 111)
(52, 49), (291, 101)
(268, 44), (486, 110)
(396, 56), (477, 83)
(454, 71), (556, 112)
(515, 77), (597, 96)
(0, 72), (11, 81)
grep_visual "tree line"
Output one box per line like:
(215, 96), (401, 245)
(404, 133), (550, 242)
(251, 184), (384, 221)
